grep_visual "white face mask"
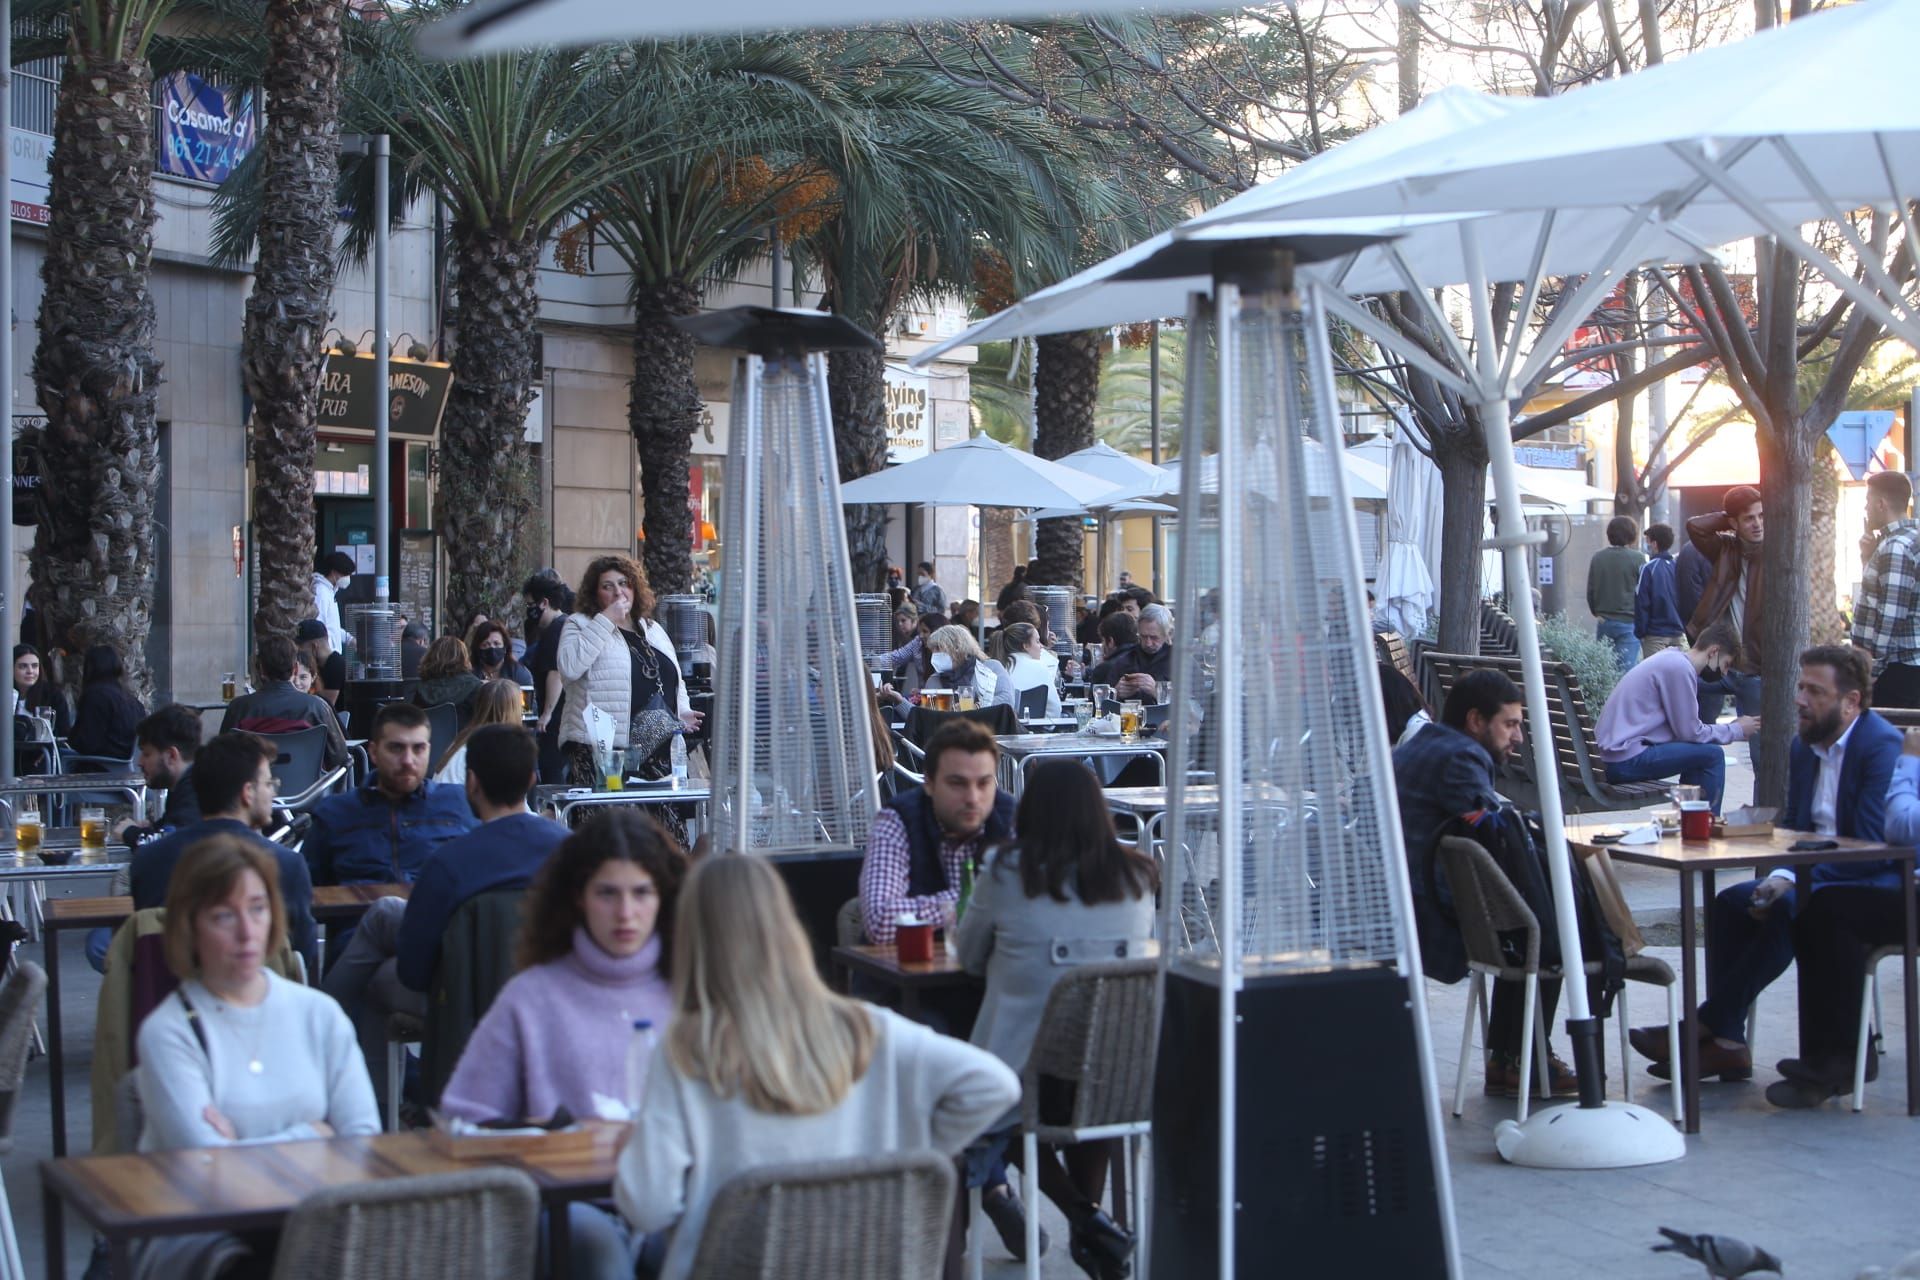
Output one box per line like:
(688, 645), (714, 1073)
(930, 652), (955, 674)
(917, 574), (930, 586)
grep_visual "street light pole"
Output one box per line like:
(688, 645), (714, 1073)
(1, 0), (17, 786)
(372, 135), (390, 617)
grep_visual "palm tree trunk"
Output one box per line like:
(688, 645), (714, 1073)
(829, 345), (889, 592)
(439, 228), (541, 631)
(243, 0), (345, 640)
(1032, 330), (1101, 587)
(630, 278), (700, 596)
(30, 53), (162, 697)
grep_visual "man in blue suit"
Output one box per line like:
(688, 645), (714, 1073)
(1631, 645), (1901, 1083)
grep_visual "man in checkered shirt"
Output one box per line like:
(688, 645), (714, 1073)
(1851, 470), (1920, 708)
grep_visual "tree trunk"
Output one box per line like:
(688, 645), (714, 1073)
(1396, 0), (1421, 114)
(1754, 421), (1812, 807)
(630, 278), (701, 597)
(1032, 331), (1101, 586)
(1434, 437), (1487, 654)
(30, 54), (162, 699)
(828, 345), (889, 592)
(438, 228), (541, 632)
(981, 507), (1017, 604)
(1807, 439), (1844, 645)
(243, 0), (345, 641)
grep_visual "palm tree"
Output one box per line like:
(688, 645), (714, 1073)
(26, 0), (185, 695)
(242, 0), (346, 639)
(566, 40), (857, 595)
(342, 6), (660, 626)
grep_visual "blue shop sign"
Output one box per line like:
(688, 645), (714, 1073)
(156, 73), (256, 185)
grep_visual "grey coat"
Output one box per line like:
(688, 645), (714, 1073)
(954, 846), (1155, 1076)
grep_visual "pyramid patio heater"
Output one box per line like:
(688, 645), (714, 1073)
(1149, 243), (1459, 1279)
(677, 307), (883, 965)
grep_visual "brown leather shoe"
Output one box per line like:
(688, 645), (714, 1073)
(1484, 1053), (1580, 1098)
(1628, 1024), (1688, 1063)
(1648, 1038), (1752, 1082)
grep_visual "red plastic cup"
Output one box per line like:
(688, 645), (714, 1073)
(1680, 803), (1712, 841)
(896, 918), (934, 964)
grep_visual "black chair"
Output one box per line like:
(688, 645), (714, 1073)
(262, 726), (348, 811)
(424, 702), (461, 773)
(902, 704), (1019, 751)
(1016, 685), (1051, 720)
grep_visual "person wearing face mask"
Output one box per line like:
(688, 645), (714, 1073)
(441, 809), (686, 1278)
(912, 560), (948, 616)
(466, 618), (534, 691)
(1593, 619), (1758, 815)
(922, 625), (1016, 710)
(311, 550), (355, 652)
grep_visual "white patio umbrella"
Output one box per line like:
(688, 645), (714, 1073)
(1163, 444), (1389, 502)
(1374, 417), (1440, 639)
(1056, 441), (1175, 503)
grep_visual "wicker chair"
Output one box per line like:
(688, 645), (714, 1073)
(268, 1167), (539, 1280)
(682, 1151), (956, 1279)
(967, 958), (1162, 1280)
(0, 961), (47, 1280)
(1436, 837), (1682, 1125)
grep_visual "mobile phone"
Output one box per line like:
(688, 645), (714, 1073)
(1590, 830), (1626, 844)
(1786, 839), (1838, 852)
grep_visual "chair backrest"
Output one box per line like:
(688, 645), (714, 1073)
(421, 888), (527, 1105)
(0, 960), (46, 1152)
(425, 702), (461, 775)
(835, 896), (866, 947)
(264, 726), (330, 796)
(1016, 684), (1050, 720)
(1434, 836), (1541, 974)
(902, 703), (1020, 750)
(1020, 958), (1162, 1133)
(682, 1152), (956, 1280)
(269, 1167), (540, 1280)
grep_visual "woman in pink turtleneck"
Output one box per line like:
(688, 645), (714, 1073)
(439, 811), (688, 1280)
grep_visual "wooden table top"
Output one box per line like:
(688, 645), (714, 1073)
(832, 943), (979, 986)
(44, 884), (409, 930)
(43, 1124), (629, 1238)
(1565, 820), (1912, 872)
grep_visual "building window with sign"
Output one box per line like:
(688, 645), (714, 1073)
(153, 72), (256, 186)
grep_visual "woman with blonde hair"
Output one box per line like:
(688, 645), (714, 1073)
(432, 679), (527, 785)
(922, 624), (1016, 710)
(615, 855), (1017, 1280)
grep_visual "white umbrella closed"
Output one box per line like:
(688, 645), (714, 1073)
(1373, 418), (1440, 639)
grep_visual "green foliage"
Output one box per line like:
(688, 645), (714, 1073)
(1538, 611), (1623, 709)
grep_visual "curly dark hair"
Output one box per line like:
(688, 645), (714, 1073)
(576, 553), (656, 622)
(515, 809), (691, 973)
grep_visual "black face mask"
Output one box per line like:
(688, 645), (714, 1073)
(525, 605), (544, 636)
(478, 646), (506, 666)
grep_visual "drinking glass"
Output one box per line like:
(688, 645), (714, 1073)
(221, 672), (238, 702)
(1092, 684), (1115, 714)
(1072, 701), (1094, 732)
(79, 805), (106, 850)
(1671, 784), (1702, 808)
(1119, 700), (1144, 743)
(955, 690), (977, 712)
(15, 800), (40, 853)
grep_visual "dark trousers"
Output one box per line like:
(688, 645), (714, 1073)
(1488, 976), (1561, 1061)
(1697, 878), (1796, 1043)
(1791, 884), (1918, 1074)
(1873, 663), (1920, 711)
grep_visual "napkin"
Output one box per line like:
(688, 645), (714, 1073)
(1617, 824), (1662, 845)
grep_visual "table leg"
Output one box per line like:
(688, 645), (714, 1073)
(549, 1197), (572, 1280)
(42, 1175), (63, 1280)
(45, 921), (65, 1157)
(109, 1239), (132, 1279)
(1905, 854), (1918, 1117)
(1678, 870), (1701, 1135)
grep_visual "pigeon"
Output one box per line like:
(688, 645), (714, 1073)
(1654, 1228), (1784, 1278)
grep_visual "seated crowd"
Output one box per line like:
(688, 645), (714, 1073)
(1393, 642), (1916, 1110)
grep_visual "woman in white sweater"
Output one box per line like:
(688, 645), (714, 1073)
(556, 554), (702, 792)
(135, 834), (379, 1279)
(616, 855), (1018, 1280)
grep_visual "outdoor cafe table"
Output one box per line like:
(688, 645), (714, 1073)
(40, 1121), (629, 1279)
(830, 942), (980, 1018)
(0, 773), (148, 823)
(530, 782), (712, 830)
(42, 884), (410, 1159)
(993, 732), (1167, 797)
(1564, 820), (1918, 1134)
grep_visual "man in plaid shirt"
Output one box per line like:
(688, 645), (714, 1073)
(1851, 470), (1920, 709)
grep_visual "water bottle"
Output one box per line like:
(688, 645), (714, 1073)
(625, 1019), (657, 1117)
(669, 730), (688, 789)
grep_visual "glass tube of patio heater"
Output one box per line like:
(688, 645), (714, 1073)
(710, 352), (877, 855)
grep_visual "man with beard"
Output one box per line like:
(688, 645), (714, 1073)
(1630, 646), (1900, 1086)
(1393, 669), (1578, 1097)
(304, 702), (475, 887)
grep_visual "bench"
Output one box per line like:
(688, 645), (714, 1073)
(1374, 631), (1415, 682)
(1417, 650), (1668, 814)
(1479, 603), (1521, 657)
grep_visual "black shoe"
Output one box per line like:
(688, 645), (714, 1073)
(1068, 1208), (1135, 1280)
(1777, 1052), (1876, 1088)
(982, 1183), (1048, 1261)
(1765, 1077), (1841, 1109)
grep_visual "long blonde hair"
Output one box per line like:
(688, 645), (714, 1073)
(927, 624), (987, 667)
(435, 679), (524, 774)
(667, 855), (876, 1115)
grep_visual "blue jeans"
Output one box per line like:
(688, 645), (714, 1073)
(1724, 669), (1763, 791)
(1596, 618), (1638, 675)
(1698, 877), (1798, 1043)
(1605, 741), (1728, 813)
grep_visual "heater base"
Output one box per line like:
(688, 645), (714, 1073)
(1494, 1102), (1686, 1168)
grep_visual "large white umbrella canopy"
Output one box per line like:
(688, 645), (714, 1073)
(1055, 441), (1176, 505)
(836, 435), (1120, 511)
(1162, 444), (1389, 502)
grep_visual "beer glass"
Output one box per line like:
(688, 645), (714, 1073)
(15, 800), (41, 854)
(1119, 700), (1144, 743)
(79, 805), (107, 850)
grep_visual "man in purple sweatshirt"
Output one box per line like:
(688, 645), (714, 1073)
(1594, 618), (1758, 813)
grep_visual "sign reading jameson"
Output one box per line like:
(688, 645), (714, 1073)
(155, 73), (256, 185)
(316, 354), (454, 439)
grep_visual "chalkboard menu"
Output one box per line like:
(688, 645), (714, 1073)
(398, 530), (436, 636)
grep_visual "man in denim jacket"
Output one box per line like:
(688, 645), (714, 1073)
(305, 702), (475, 886)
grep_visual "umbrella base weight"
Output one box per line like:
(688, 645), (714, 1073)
(1150, 965), (1451, 1279)
(1494, 1102), (1686, 1169)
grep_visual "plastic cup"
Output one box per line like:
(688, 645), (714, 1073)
(1680, 802), (1712, 841)
(895, 917), (934, 964)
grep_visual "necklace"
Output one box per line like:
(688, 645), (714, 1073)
(207, 982), (271, 1075)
